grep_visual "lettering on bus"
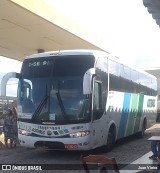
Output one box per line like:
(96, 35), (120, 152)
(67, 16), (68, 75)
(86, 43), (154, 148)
(18, 122), (32, 131)
(32, 128), (45, 135)
(147, 99), (155, 108)
(28, 60), (53, 67)
(18, 122), (45, 135)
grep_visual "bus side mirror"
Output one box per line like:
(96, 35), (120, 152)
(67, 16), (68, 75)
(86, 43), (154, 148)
(83, 68), (95, 95)
(1, 72), (21, 96)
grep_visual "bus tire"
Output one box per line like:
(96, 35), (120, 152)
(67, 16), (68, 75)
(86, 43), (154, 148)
(138, 119), (146, 138)
(105, 128), (115, 152)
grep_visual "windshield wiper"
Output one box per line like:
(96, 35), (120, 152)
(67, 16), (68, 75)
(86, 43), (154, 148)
(32, 95), (49, 122)
(56, 92), (66, 115)
(32, 85), (49, 122)
(54, 81), (68, 121)
(56, 91), (68, 120)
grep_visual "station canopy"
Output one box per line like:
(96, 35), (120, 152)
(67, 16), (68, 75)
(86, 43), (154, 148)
(143, 0), (160, 27)
(0, 0), (105, 62)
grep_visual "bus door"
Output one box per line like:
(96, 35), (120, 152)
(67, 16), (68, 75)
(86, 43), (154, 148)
(91, 80), (105, 148)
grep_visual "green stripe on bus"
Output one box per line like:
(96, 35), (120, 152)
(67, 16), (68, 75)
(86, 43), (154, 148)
(133, 94), (144, 133)
(125, 94), (138, 136)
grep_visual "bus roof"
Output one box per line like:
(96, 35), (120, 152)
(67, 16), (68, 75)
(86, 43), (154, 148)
(25, 49), (157, 80)
(25, 49), (108, 59)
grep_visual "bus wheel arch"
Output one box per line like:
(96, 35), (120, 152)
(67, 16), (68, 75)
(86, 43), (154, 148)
(106, 123), (116, 152)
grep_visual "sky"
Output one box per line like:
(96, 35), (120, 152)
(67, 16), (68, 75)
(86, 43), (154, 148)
(45, 0), (160, 68)
(1, 0), (160, 96)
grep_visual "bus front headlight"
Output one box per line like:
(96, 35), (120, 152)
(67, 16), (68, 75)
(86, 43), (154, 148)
(69, 131), (90, 138)
(19, 129), (31, 136)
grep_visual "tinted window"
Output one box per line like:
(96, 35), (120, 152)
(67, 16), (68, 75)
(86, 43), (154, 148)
(21, 55), (95, 78)
(109, 60), (157, 96)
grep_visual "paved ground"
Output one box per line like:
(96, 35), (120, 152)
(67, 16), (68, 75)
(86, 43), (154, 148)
(0, 123), (160, 173)
(106, 123), (160, 164)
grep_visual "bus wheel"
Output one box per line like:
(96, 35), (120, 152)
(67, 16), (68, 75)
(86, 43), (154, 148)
(106, 131), (115, 152)
(138, 120), (146, 138)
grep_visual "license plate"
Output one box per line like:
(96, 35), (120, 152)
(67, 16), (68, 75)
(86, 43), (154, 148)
(65, 144), (78, 149)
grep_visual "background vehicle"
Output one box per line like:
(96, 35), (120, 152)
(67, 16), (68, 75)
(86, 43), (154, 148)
(1, 50), (157, 151)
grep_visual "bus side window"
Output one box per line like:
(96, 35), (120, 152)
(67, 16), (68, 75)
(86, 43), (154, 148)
(93, 81), (103, 120)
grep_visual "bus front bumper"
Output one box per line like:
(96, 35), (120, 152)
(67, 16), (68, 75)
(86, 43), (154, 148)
(18, 134), (91, 150)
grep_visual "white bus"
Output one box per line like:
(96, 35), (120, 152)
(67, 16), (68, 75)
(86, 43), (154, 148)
(1, 50), (157, 151)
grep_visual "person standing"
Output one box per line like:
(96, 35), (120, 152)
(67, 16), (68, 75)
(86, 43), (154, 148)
(0, 108), (14, 148)
(12, 107), (18, 147)
(149, 141), (160, 160)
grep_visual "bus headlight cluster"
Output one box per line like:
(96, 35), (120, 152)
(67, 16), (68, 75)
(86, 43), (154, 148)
(69, 131), (90, 138)
(19, 129), (31, 136)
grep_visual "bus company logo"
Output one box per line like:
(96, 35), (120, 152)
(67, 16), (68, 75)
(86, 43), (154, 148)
(2, 165), (11, 170)
(147, 99), (155, 108)
(47, 130), (52, 136)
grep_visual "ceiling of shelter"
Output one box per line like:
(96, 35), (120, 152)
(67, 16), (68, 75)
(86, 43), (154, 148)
(143, 0), (160, 27)
(0, 0), (103, 62)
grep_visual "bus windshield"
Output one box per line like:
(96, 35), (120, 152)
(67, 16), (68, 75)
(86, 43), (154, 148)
(17, 55), (95, 124)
